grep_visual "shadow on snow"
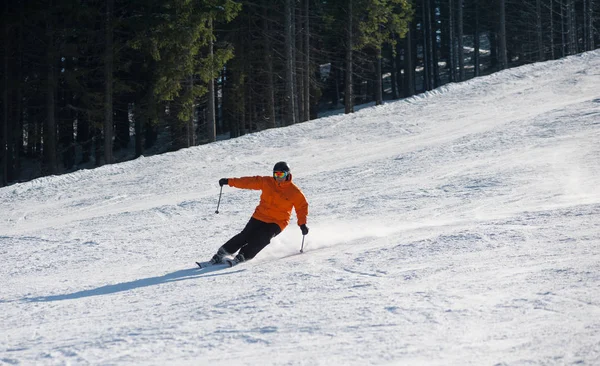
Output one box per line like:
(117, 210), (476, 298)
(23, 266), (245, 302)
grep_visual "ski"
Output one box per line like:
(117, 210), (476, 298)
(195, 260), (238, 269)
(195, 261), (213, 268)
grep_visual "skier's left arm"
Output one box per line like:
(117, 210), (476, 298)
(294, 189), (309, 234)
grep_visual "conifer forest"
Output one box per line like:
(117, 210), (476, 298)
(1, 0), (598, 186)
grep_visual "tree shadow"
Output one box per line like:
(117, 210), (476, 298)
(24, 267), (245, 302)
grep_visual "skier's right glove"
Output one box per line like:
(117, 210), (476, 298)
(219, 178), (229, 187)
(300, 224), (309, 235)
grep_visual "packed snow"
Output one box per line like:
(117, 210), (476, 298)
(2, 51), (600, 365)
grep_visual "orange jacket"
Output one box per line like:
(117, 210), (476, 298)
(227, 175), (308, 231)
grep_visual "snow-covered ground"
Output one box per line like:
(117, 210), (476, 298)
(2, 51), (600, 365)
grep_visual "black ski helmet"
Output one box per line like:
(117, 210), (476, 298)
(273, 161), (290, 173)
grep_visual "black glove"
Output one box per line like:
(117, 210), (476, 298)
(219, 178), (229, 187)
(300, 224), (309, 235)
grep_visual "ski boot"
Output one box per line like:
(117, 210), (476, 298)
(225, 253), (245, 267)
(209, 247), (230, 265)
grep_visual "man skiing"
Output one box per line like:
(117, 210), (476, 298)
(205, 161), (309, 267)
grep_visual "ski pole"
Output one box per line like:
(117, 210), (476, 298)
(215, 185), (223, 214)
(300, 234), (305, 253)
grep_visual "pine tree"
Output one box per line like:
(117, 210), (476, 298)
(128, 0), (239, 149)
(358, 0), (412, 104)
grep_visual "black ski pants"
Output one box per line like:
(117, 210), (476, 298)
(221, 217), (281, 260)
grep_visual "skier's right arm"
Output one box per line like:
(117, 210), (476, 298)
(226, 176), (266, 190)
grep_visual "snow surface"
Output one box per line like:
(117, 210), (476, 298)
(2, 51), (600, 366)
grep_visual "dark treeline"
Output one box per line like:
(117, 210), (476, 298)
(1, 0), (598, 186)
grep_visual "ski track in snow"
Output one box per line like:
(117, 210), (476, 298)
(1, 51), (600, 365)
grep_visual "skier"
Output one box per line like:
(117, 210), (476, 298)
(206, 161), (309, 266)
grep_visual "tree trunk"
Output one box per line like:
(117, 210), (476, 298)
(588, 0), (595, 50)
(296, 6), (304, 123)
(284, 0), (296, 125)
(498, 0), (508, 70)
(144, 116), (157, 149)
(77, 107), (91, 163)
(262, 1), (276, 128)
(292, 7), (300, 124)
(375, 46), (383, 105)
(536, 0), (544, 60)
(431, 0), (440, 87)
(303, 0), (310, 121)
(14, 18), (23, 181)
(2, 19), (8, 186)
(584, 0), (589, 51)
(104, 0), (114, 165)
(474, 0), (481, 77)
(567, 0), (577, 55)
(44, 7), (58, 175)
(114, 100), (129, 151)
(404, 27), (415, 97)
(345, 0), (354, 114)
(207, 17), (216, 143)
(560, 0), (569, 56)
(134, 106), (143, 158)
(44, 61), (57, 174)
(188, 75), (195, 146)
(447, 0), (456, 81)
(457, 0), (464, 81)
(391, 37), (400, 99)
(550, 0), (555, 59)
(422, 0), (431, 91)
(334, 64), (342, 108)
(94, 128), (103, 167)
(58, 83), (75, 170)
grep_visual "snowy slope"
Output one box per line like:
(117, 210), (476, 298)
(2, 51), (600, 365)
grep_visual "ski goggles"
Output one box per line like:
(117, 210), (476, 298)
(273, 171), (289, 179)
